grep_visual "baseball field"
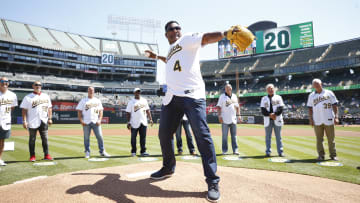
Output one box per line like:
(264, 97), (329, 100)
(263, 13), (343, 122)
(0, 124), (359, 202)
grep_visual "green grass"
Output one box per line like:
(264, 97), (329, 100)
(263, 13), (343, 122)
(210, 123), (360, 132)
(1, 124), (359, 186)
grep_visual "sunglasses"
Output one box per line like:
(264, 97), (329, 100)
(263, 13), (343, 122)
(167, 26), (181, 32)
(0, 80), (9, 83)
(34, 84), (42, 87)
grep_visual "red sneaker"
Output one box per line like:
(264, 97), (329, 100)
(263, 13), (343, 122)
(29, 155), (36, 162)
(44, 154), (53, 161)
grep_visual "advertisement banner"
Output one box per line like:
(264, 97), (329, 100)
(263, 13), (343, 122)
(241, 116), (255, 124)
(52, 102), (115, 111)
(102, 117), (109, 124)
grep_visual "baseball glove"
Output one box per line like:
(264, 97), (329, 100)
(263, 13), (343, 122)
(226, 25), (255, 52)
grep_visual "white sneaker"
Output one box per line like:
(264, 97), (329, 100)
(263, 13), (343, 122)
(100, 151), (110, 157)
(0, 160), (7, 166)
(85, 152), (90, 159)
(131, 153), (136, 157)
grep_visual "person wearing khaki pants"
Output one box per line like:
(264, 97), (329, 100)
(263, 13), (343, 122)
(313, 124), (336, 159)
(307, 79), (339, 161)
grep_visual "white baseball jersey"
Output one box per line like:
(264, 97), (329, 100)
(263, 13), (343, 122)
(76, 97), (103, 125)
(260, 94), (284, 127)
(216, 93), (239, 124)
(20, 92), (52, 129)
(307, 89), (338, 126)
(0, 90), (18, 130)
(162, 32), (205, 105)
(126, 97), (150, 128)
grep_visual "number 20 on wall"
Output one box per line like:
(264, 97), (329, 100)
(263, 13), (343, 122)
(263, 27), (291, 52)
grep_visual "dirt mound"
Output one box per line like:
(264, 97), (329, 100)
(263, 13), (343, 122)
(1, 161), (359, 202)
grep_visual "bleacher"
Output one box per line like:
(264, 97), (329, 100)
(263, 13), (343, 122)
(255, 52), (289, 71)
(0, 18), (158, 57)
(287, 45), (328, 66)
(226, 57), (257, 73)
(1, 71), (160, 91)
(201, 60), (228, 75)
(324, 38), (360, 59)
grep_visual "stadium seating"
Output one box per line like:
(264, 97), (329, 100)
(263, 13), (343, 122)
(226, 57), (257, 73)
(324, 38), (360, 59)
(255, 52), (290, 71)
(201, 60), (228, 75)
(287, 45), (328, 66)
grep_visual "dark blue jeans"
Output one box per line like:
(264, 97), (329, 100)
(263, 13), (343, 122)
(158, 96), (220, 184)
(175, 119), (195, 153)
(131, 124), (147, 154)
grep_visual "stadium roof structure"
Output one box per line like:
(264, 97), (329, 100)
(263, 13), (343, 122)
(0, 18), (158, 57)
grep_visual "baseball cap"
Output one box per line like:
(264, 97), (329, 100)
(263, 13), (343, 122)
(133, 88), (141, 93)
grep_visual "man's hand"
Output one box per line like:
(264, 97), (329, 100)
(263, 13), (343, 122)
(145, 50), (157, 59)
(237, 116), (242, 124)
(334, 117), (339, 125)
(309, 119), (314, 127)
(270, 113), (276, 120)
(48, 119), (53, 126)
(96, 121), (101, 126)
(23, 121), (28, 129)
(149, 120), (154, 127)
(127, 123), (131, 130)
(218, 116), (223, 124)
(80, 121), (86, 127)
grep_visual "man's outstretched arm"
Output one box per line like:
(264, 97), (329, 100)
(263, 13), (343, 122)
(144, 50), (167, 63)
(201, 31), (227, 46)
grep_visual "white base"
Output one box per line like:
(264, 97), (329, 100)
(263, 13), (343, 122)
(4, 142), (14, 151)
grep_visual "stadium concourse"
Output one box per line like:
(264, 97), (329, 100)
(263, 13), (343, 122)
(0, 18), (360, 125)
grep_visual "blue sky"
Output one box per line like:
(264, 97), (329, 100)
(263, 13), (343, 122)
(1, 0), (359, 82)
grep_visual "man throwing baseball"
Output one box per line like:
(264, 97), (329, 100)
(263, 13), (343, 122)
(20, 81), (53, 162)
(307, 79), (339, 161)
(0, 77), (18, 166)
(145, 21), (254, 202)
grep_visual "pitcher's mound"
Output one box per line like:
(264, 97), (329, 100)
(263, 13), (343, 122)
(1, 162), (359, 202)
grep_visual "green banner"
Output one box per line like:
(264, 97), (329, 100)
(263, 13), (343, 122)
(255, 22), (314, 54)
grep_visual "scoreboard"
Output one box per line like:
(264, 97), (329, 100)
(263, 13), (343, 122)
(255, 22), (314, 54)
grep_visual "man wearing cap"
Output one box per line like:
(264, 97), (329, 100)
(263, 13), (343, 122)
(20, 81), (53, 162)
(0, 77), (18, 166)
(126, 88), (153, 156)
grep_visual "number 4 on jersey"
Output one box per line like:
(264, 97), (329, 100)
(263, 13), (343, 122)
(173, 60), (182, 72)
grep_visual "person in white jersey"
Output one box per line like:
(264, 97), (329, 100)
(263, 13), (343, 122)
(145, 20), (241, 202)
(76, 87), (110, 158)
(307, 79), (339, 161)
(0, 77), (17, 166)
(175, 114), (196, 155)
(260, 84), (285, 157)
(217, 83), (240, 155)
(126, 88), (153, 157)
(20, 81), (53, 162)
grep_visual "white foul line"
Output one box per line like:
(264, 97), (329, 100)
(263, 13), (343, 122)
(13, 176), (48, 184)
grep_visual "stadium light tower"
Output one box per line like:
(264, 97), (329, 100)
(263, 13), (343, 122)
(107, 15), (161, 42)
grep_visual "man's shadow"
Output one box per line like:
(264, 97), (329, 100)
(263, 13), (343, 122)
(66, 173), (205, 202)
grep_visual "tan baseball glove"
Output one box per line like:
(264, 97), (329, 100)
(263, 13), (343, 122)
(226, 25), (255, 52)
